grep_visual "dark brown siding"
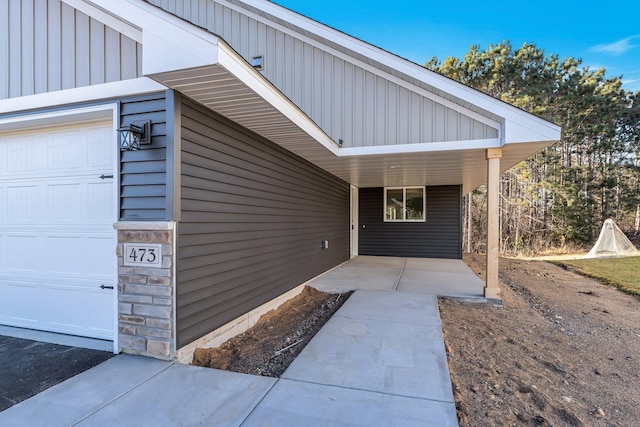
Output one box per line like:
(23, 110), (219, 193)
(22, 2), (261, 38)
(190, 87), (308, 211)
(176, 99), (350, 347)
(119, 92), (168, 221)
(358, 186), (462, 259)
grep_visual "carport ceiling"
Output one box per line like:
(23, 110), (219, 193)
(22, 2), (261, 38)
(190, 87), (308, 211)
(153, 63), (550, 194)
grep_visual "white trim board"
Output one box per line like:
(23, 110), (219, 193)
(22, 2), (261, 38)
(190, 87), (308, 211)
(338, 138), (502, 157)
(0, 78), (166, 116)
(61, 0), (142, 42)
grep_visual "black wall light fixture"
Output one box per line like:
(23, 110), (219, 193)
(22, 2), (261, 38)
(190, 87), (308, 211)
(118, 120), (151, 150)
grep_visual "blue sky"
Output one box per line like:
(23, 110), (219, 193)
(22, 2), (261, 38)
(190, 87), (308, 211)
(272, 0), (640, 92)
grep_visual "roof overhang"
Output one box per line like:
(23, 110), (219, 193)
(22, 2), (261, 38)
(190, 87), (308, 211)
(79, 0), (561, 193)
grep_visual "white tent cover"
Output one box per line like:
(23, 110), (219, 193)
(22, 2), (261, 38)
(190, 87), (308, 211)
(585, 218), (638, 258)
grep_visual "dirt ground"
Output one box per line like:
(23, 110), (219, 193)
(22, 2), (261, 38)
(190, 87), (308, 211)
(441, 254), (640, 427)
(192, 286), (351, 377)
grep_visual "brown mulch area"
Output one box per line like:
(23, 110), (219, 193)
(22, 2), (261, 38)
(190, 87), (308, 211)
(191, 286), (351, 377)
(441, 254), (640, 427)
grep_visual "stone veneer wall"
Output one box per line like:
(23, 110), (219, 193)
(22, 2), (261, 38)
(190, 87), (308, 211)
(114, 222), (175, 359)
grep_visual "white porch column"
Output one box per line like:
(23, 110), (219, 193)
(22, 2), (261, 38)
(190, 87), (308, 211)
(485, 148), (502, 298)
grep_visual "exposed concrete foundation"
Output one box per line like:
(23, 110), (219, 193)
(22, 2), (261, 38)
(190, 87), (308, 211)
(173, 284), (306, 364)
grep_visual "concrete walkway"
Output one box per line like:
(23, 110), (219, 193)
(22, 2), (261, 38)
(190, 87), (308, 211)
(0, 257), (468, 426)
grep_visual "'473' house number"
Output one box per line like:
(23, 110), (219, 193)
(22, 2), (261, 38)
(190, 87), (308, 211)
(123, 243), (162, 267)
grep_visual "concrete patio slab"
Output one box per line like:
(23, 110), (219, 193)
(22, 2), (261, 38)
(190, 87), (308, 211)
(309, 256), (485, 299)
(404, 257), (469, 271)
(243, 379), (457, 427)
(282, 292), (454, 403)
(0, 355), (171, 427)
(398, 271), (485, 297)
(77, 364), (275, 427)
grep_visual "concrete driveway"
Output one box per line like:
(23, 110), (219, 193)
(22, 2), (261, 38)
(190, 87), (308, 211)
(0, 327), (113, 412)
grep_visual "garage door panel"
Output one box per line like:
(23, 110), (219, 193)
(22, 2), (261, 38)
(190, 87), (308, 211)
(0, 124), (116, 340)
(5, 233), (113, 276)
(5, 181), (113, 225)
(87, 128), (114, 169)
(0, 234), (4, 269)
(0, 282), (39, 323)
(0, 142), (6, 173)
(0, 185), (4, 222)
(87, 181), (115, 222)
(46, 234), (85, 273)
(6, 135), (48, 174)
(7, 185), (39, 222)
(0, 281), (112, 339)
(48, 133), (86, 171)
(83, 290), (114, 336)
(46, 286), (112, 338)
(1, 128), (114, 179)
(48, 183), (84, 221)
(85, 235), (117, 276)
(2, 270), (113, 288)
(6, 234), (40, 272)
(43, 233), (114, 279)
(47, 286), (86, 330)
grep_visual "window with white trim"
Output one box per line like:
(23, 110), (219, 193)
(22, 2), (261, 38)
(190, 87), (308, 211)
(384, 187), (425, 222)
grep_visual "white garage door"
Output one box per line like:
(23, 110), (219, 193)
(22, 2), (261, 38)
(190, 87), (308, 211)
(0, 124), (116, 340)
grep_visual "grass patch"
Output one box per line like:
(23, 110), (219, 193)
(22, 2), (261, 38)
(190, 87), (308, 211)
(554, 256), (640, 297)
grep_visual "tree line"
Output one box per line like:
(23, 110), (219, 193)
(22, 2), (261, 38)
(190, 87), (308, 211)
(426, 41), (640, 255)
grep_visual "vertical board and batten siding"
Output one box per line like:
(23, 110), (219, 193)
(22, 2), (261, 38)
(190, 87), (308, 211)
(0, 0), (142, 100)
(119, 92), (169, 221)
(176, 98), (350, 347)
(145, 0), (498, 148)
(358, 186), (462, 259)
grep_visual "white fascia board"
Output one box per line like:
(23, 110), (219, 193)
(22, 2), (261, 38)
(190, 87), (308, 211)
(142, 27), (220, 76)
(505, 118), (561, 144)
(86, 0), (220, 75)
(0, 78), (166, 115)
(225, 0), (562, 139)
(216, 41), (340, 156)
(338, 138), (501, 157)
(61, 0), (142, 42)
